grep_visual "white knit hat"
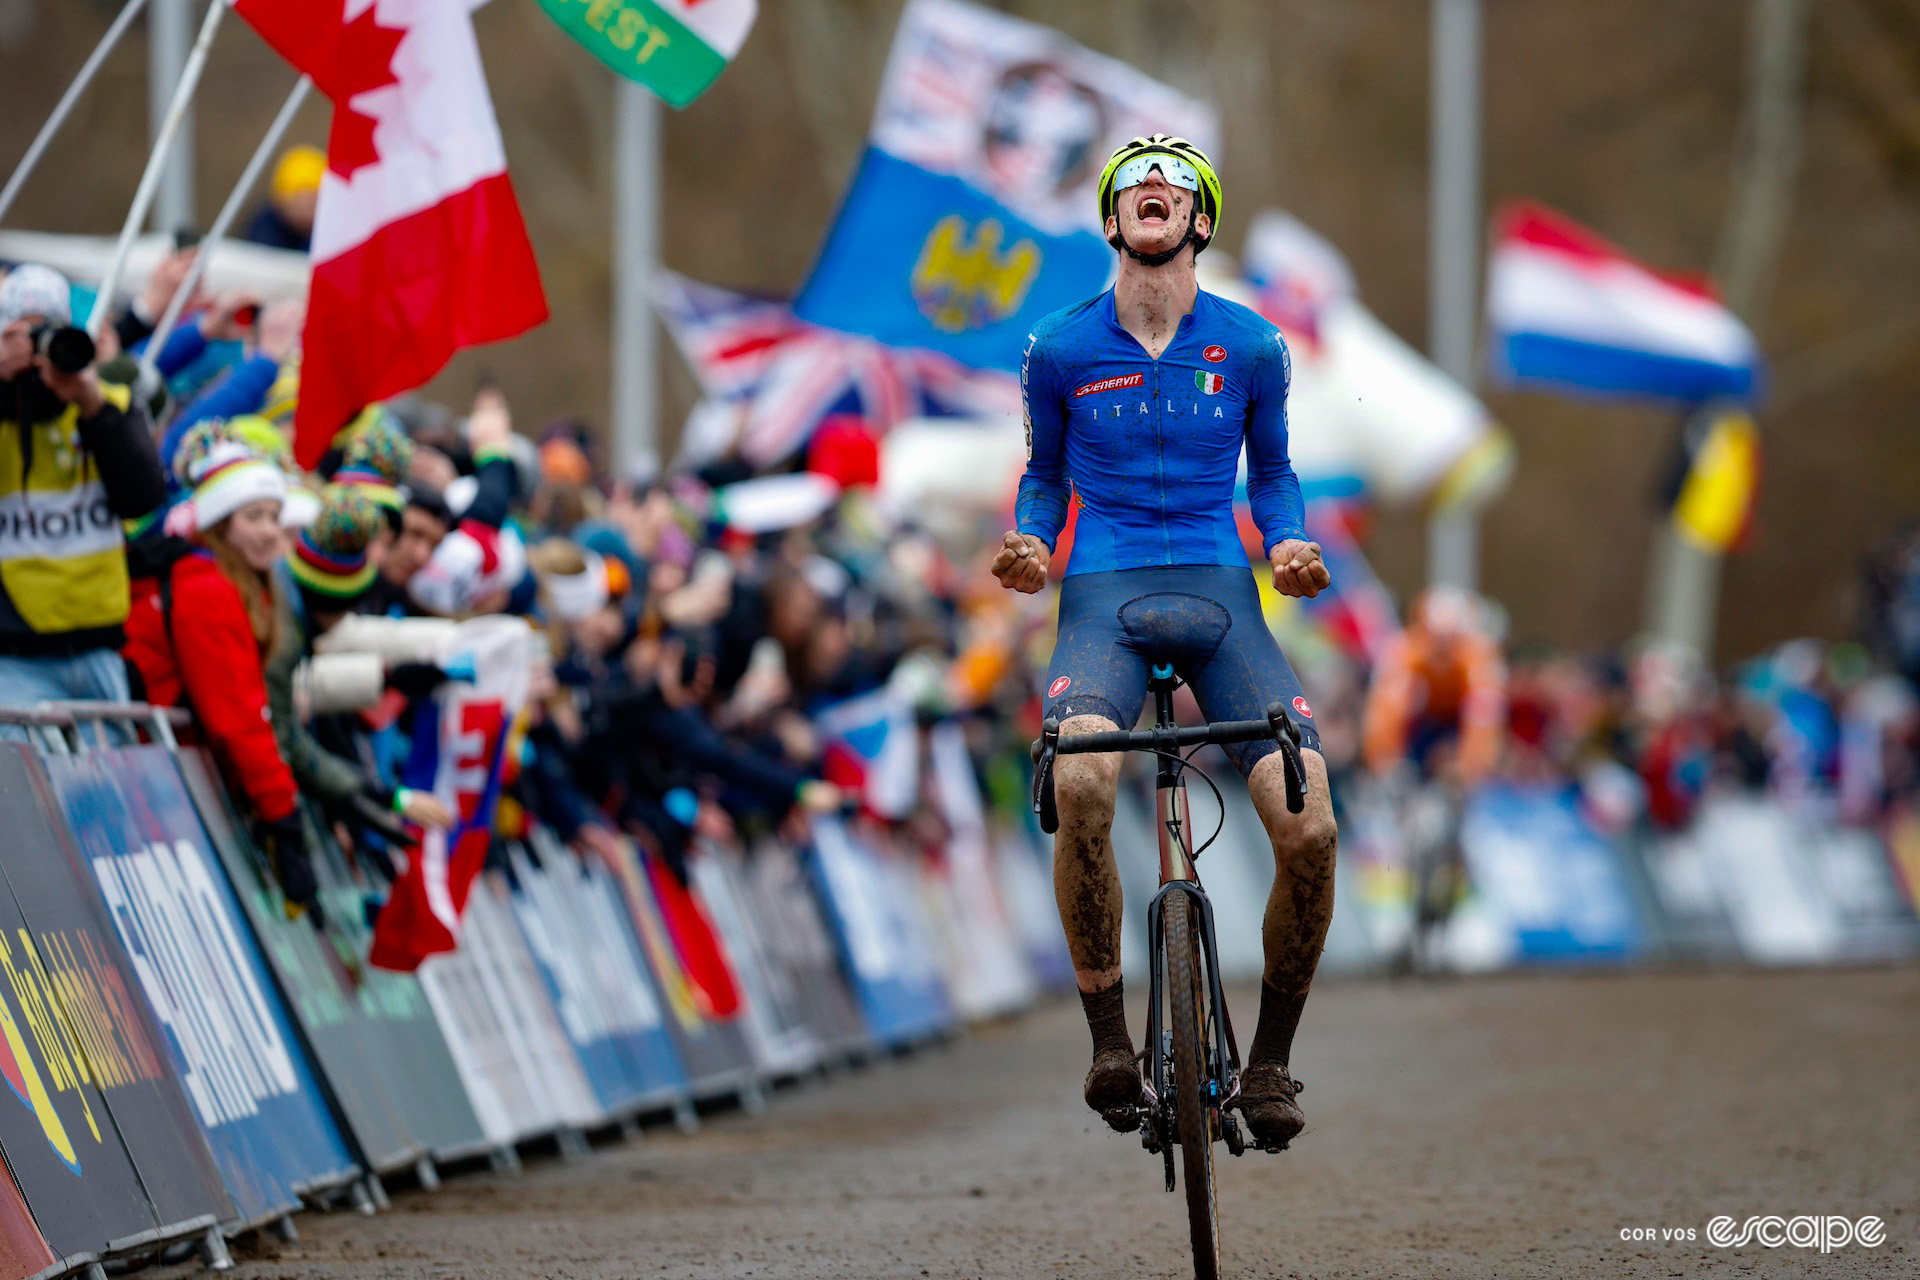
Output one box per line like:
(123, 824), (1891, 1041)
(0, 264), (71, 330)
(188, 441), (288, 532)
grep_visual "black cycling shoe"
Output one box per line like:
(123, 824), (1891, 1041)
(1084, 1044), (1143, 1132)
(1235, 1061), (1305, 1150)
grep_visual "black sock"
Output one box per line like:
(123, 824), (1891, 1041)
(1080, 981), (1132, 1058)
(1247, 979), (1308, 1068)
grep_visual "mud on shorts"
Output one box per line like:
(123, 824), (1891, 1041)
(1041, 564), (1322, 778)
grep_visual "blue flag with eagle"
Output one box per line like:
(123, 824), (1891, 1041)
(793, 0), (1217, 372)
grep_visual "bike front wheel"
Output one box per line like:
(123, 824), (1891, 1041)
(1164, 891), (1219, 1280)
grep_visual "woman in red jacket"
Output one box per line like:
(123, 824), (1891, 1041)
(125, 422), (318, 911)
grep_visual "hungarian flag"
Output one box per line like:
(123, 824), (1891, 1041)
(234, 0), (548, 467)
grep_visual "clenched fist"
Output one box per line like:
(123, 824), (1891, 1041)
(990, 530), (1051, 593)
(1269, 538), (1331, 598)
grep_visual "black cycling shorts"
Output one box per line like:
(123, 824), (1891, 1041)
(1041, 564), (1322, 777)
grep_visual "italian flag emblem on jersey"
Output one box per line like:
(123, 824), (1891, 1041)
(1196, 371), (1225, 395)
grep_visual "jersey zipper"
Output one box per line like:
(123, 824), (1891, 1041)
(1152, 363), (1170, 564)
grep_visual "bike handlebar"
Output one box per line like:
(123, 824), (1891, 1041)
(1031, 700), (1309, 835)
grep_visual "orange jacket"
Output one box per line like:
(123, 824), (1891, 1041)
(1363, 626), (1506, 781)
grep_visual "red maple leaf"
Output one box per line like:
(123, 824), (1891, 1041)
(323, 5), (406, 179)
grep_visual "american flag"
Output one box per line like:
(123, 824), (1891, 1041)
(654, 272), (1019, 468)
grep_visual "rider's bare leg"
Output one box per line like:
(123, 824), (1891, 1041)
(1052, 714), (1127, 991)
(1237, 747), (1338, 1144)
(1050, 714), (1139, 1120)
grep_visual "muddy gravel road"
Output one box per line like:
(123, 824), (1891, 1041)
(167, 968), (1918, 1279)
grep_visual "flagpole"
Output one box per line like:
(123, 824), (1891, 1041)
(149, 0), (196, 234)
(612, 78), (662, 481)
(138, 75), (312, 386)
(0, 0), (151, 228)
(1426, 0), (1483, 593)
(85, 0), (227, 338)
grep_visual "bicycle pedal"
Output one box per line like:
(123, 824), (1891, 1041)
(1101, 1106), (1142, 1134)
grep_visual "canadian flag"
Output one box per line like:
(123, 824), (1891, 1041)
(235, 0), (548, 467)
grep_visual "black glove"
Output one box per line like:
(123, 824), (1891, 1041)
(256, 812), (319, 914)
(386, 661), (452, 700)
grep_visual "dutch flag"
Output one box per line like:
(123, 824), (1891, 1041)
(1486, 203), (1761, 406)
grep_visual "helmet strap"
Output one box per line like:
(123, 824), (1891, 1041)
(1108, 200), (1207, 268)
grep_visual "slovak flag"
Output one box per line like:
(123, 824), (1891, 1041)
(234, 0), (548, 467)
(1486, 203), (1760, 406)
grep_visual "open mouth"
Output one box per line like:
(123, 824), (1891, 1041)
(1137, 194), (1170, 223)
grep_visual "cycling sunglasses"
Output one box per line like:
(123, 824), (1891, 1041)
(1110, 153), (1202, 195)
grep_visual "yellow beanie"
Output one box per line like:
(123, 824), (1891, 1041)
(271, 145), (327, 202)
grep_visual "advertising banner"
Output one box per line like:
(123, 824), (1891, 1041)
(48, 746), (354, 1224)
(304, 824), (492, 1163)
(0, 1165), (52, 1280)
(738, 839), (872, 1061)
(417, 875), (600, 1142)
(172, 748), (423, 1175)
(807, 817), (952, 1046)
(0, 746), (212, 1257)
(603, 838), (759, 1096)
(795, 0), (1216, 371)
(512, 837), (688, 1112)
(1459, 783), (1645, 964)
(687, 844), (820, 1077)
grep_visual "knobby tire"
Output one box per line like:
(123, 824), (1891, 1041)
(1164, 892), (1219, 1280)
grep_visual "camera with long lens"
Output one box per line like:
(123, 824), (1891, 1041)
(27, 324), (95, 376)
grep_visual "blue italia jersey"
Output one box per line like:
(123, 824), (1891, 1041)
(1014, 288), (1306, 576)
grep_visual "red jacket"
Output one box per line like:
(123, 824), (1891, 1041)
(124, 551), (298, 823)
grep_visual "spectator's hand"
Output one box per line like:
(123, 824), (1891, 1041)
(571, 823), (625, 872)
(386, 660), (453, 700)
(255, 812), (320, 914)
(693, 802), (735, 843)
(256, 297), (305, 363)
(659, 572), (730, 628)
(138, 247), (204, 323)
(990, 530), (1050, 593)
(36, 357), (104, 417)
(466, 386), (512, 453)
(1269, 539), (1331, 599)
(398, 789), (455, 831)
(200, 291), (262, 342)
(798, 779), (848, 814)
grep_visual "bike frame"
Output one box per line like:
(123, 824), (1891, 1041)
(1139, 666), (1242, 1119)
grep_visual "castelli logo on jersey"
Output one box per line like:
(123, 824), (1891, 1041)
(1072, 373), (1145, 398)
(1293, 696), (1313, 719)
(1048, 676), (1072, 698)
(1203, 344), (1227, 363)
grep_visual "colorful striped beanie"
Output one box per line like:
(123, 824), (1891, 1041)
(286, 486), (383, 600)
(172, 420), (287, 534)
(333, 413), (413, 513)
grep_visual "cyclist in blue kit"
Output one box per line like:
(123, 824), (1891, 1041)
(991, 135), (1339, 1150)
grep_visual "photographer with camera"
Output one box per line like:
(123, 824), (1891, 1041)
(0, 265), (167, 724)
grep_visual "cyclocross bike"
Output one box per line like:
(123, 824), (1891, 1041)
(1032, 664), (1308, 1280)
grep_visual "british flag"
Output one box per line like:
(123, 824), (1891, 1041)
(654, 272), (1019, 468)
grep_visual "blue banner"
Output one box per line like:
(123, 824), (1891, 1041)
(61, 748), (358, 1219)
(1460, 783), (1645, 963)
(794, 148), (1110, 372)
(805, 819), (952, 1047)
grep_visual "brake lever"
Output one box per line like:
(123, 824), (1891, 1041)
(1265, 701), (1307, 815)
(1032, 718), (1061, 835)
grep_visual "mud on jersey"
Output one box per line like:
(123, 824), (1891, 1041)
(1014, 288), (1305, 576)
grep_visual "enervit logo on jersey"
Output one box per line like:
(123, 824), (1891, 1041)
(1706, 1215), (1885, 1253)
(1072, 373), (1144, 398)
